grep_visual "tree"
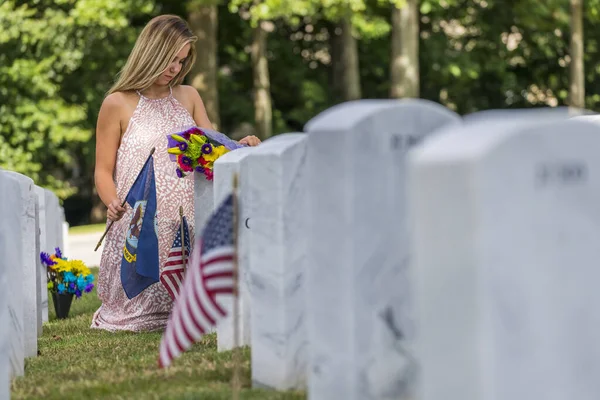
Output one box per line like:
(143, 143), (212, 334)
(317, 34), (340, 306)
(187, 0), (221, 128)
(251, 20), (274, 139)
(570, 0), (585, 108)
(390, 0), (420, 98)
(0, 0), (156, 202)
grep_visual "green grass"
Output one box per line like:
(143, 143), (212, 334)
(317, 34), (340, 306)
(68, 223), (106, 235)
(11, 268), (305, 400)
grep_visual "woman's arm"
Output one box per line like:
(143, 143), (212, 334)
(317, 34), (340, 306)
(187, 87), (214, 130)
(184, 86), (261, 146)
(94, 94), (126, 221)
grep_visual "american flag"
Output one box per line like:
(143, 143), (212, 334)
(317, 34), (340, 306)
(158, 194), (236, 368)
(160, 216), (191, 300)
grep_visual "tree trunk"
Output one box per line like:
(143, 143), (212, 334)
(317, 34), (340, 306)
(569, 0), (584, 108)
(187, 3), (220, 129)
(329, 22), (343, 103)
(390, 0), (420, 98)
(331, 16), (361, 102)
(251, 21), (272, 140)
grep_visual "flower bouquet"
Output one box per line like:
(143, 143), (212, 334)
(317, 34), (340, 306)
(167, 126), (246, 181)
(41, 247), (94, 319)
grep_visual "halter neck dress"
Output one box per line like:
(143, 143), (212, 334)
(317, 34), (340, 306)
(91, 87), (196, 332)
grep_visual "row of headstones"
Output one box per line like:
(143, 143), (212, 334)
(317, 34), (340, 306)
(0, 170), (67, 400)
(194, 100), (600, 399)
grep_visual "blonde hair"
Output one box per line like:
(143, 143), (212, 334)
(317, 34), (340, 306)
(108, 15), (197, 95)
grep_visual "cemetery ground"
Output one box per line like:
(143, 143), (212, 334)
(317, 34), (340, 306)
(68, 223), (106, 235)
(10, 268), (305, 400)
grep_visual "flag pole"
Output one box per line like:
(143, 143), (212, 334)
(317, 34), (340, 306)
(231, 172), (241, 400)
(180, 206), (187, 275)
(94, 147), (156, 251)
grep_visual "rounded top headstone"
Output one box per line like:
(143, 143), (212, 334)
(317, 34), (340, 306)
(411, 112), (600, 164)
(1, 170), (34, 189)
(214, 146), (256, 165)
(249, 133), (306, 156)
(571, 113), (600, 126)
(304, 99), (460, 132)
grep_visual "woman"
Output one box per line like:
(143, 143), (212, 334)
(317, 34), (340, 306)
(92, 14), (260, 332)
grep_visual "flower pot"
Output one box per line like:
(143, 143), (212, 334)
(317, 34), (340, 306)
(52, 292), (74, 319)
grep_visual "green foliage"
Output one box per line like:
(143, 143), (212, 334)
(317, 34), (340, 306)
(0, 0), (155, 199)
(2, 0), (600, 221)
(228, 0), (393, 39)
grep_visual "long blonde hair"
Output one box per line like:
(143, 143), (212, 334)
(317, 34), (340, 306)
(108, 15), (197, 95)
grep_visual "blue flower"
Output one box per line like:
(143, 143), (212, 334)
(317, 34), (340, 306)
(77, 276), (86, 291)
(63, 272), (76, 283)
(57, 284), (65, 294)
(86, 274), (94, 283)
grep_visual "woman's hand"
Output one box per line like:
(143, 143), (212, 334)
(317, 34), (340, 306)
(239, 135), (261, 146)
(107, 198), (126, 221)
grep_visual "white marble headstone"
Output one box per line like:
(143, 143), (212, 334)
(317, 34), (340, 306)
(61, 221), (69, 260)
(44, 189), (61, 253)
(409, 115), (600, 400)
(57, 207), (66, 251)
(213, 147), (256, 351)
(34, 186), (49, 324)
(304, 99), (460, 400)
(4, 171), (39, 358)
(194, 173), (214, 234)
(0, 171), (25, 378)
(193, 174), (214, 333)
(243, 134), (308, 390)
(0, 176), (8, 399)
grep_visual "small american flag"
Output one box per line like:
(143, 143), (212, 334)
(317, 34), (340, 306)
(158, 194), (236, 368)
(160, 216), (191, 300)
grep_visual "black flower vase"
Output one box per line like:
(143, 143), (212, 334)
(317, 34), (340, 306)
(52, 292), (74, 319)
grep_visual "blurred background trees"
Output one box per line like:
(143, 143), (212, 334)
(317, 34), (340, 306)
(0, 0), (594, 225)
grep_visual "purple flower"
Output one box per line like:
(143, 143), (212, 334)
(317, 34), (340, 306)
(69, 282), (75, 290)
(75, 289), (82, 298)
(40, 252), (56, 266)
(178, 142), (188, 152)
(201, 143), (213, 154)
(176, 168), (183, 178)
(55, 247), (63, 259)
(84, 283), (94, 293)
(195, 166), (205, 173)
(182, 132), (191, 140)
(181, 156), (192, 166)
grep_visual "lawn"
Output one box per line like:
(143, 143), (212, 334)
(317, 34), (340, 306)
(11, 268), (305, 400)
(68, 223), (107, 235)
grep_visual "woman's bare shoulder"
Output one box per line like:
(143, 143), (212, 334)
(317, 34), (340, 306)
(173, 85), (203, 106)
(102, 91), (138, 110)
(175, 85), (201, 99)
(98, 91), (139, 133)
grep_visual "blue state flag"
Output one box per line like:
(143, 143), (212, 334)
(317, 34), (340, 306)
(121, 155), (159, 299)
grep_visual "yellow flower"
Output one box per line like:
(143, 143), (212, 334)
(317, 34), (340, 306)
(53, 259), (70, 273)
(203, 145), (229, 162)
(69, 259), (90, 276)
